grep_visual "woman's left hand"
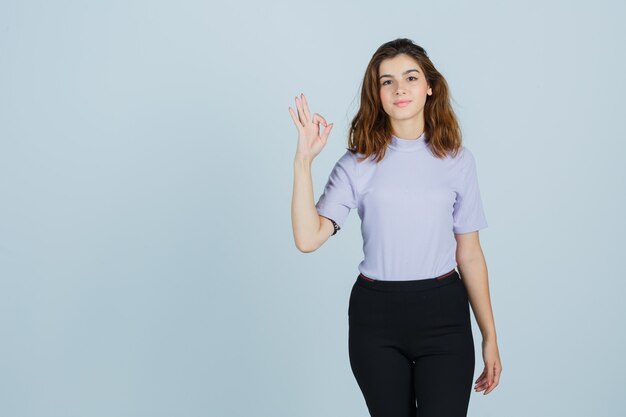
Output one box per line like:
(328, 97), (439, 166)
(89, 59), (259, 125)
(474, 338), (502, 395)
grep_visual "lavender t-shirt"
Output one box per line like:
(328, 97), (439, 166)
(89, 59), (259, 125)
(315, 131), (488, 281)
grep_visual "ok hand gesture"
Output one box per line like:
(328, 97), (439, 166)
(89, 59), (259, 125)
(288, 93), (334, 161)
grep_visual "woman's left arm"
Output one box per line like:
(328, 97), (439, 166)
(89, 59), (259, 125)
(455, 231), (502, 395)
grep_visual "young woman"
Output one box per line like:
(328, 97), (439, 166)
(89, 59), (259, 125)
(290, 38), (502, 417)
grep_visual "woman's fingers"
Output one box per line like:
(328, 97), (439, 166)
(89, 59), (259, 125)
(312, 113), (327, 128)
(475, 369), (486, 384)
(486, 363), (494, 390)
(312, 113), (333, 142)
(320, 123), (333, 143)
(289, 93), (332, 146)
(474, 368), (487, 392)
(295, 95), (308, 124)
(484, 378), (498, 394)
(474, 362), (501, 395)
(484, 362), (502, 395)
(288, 106), (303, 130)
(313, 113), (328, 127)
(475, 378), (487, 391)
(301, 93), (312, 123)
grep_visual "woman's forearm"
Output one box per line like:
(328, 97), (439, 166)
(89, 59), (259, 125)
(458, 255), (497, 342)
(292, 157), (321, 252)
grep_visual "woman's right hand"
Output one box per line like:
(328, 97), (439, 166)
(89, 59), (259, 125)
(289, 93), (333, 162)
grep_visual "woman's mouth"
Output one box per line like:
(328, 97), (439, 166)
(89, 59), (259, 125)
(394, 100), (411, 107)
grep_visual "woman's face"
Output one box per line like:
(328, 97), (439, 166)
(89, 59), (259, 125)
(378, 54), (432, 125)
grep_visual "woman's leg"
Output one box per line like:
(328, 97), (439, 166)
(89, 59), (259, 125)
(349, 327), (416, 417)
(348, 281), (417, 417)
(411, 278), (475, 417)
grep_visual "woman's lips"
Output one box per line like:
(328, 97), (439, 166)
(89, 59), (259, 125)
(394, 100), (411, 107)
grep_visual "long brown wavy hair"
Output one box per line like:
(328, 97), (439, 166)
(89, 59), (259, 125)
(347, 38), (463, 163)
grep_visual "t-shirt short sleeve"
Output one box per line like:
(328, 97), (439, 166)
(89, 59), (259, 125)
(453, 148), (488, 234)
(315, 150), (358, 229)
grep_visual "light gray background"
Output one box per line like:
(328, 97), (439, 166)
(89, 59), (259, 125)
(1, 0), (624, 416)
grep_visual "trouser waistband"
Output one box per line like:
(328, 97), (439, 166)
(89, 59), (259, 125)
(356, 269), (459, 292)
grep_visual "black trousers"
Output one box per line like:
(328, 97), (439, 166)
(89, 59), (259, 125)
(348, 269), (474, 417)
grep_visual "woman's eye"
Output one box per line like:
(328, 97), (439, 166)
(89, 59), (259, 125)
(381, 77), (417, 86)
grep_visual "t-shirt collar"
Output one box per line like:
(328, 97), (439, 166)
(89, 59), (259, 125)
(389, 131), (428, 152)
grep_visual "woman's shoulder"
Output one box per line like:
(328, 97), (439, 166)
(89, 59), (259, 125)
(338, 148), (370, 166)
(447, 145), (476, 164)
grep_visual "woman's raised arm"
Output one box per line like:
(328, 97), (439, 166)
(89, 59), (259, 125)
(289, 93), (335, 252)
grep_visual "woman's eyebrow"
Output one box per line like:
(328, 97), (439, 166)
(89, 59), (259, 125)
(379, 68), (420, 80)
